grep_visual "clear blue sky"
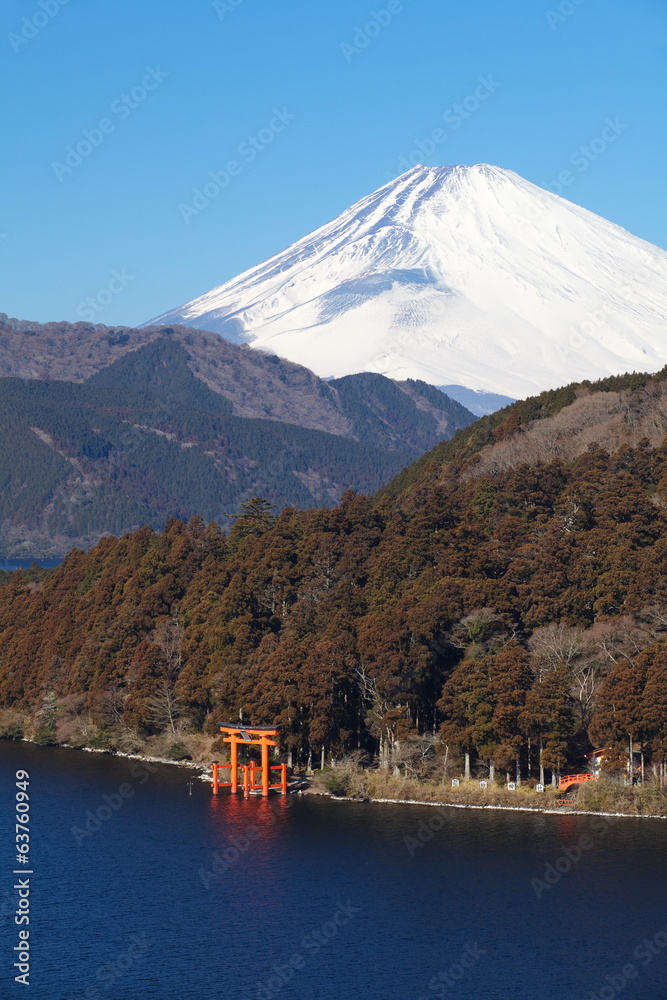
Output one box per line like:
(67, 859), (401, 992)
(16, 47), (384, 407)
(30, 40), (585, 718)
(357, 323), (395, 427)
(1, 0), (665, 327)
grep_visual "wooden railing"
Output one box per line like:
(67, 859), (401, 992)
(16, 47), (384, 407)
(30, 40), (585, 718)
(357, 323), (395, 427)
(558, 772), (598, 791)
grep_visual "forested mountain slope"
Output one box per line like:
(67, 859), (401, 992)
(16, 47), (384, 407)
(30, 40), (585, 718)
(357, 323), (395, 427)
(384, 369), (667, 497)
(0, 342), (414, 557)
(0, 314), (473, 440)
(0, 329), (473, 557)
(2, 369), (667, 781)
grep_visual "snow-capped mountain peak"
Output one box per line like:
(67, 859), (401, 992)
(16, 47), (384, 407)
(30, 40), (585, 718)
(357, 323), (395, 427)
(147, 164), (667, 399)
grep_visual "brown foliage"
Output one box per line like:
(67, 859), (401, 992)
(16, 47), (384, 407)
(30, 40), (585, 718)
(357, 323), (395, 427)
(2, 396), (667, 776)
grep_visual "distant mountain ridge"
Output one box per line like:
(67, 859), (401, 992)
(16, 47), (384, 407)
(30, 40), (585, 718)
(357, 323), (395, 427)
(4, 364), (667, 789)
(0, 317), (474, 557)
(146, 163), (667, 400)
(0, 313), (472, 440)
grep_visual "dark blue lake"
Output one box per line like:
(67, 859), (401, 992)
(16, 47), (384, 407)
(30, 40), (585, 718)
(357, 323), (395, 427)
(0, 559), (61, 573)
(1, 742), (666, 1000)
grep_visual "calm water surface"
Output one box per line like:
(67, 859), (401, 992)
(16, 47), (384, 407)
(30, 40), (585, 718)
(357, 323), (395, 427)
(0, 742), (666, 1000)
(0, 559), (61, 572)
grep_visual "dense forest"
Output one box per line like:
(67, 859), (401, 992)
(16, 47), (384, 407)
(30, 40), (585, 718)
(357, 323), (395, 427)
(0, 313), (474, 444)
(2, 369), (667, 785)
(0, 336), (473, 558)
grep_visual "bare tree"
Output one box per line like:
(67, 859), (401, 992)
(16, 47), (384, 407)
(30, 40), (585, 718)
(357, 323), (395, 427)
(451, 608), (505, 650)
(569, 654), (603, 730)
(528, 623), (584, 681)
(640, 604), (667, 633)
(585, 617), (651, 667)
(146, 680), (184, 737)
(152, 615), (182, 679)
(97, 686), (127, 726)
(392, 733), (443, 779)
(528, 619), (652, 732)
(354, 664), (409, 770)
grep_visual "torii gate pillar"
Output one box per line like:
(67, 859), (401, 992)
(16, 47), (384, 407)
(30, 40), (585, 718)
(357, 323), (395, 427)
(212, 724), (286, 797)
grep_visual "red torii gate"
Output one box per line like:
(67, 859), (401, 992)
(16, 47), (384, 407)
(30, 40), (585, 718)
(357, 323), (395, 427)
(211, 724), (288, 797)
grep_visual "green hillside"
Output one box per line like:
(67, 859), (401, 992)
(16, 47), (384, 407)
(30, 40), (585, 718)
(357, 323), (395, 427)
(0, 339), (424, 557)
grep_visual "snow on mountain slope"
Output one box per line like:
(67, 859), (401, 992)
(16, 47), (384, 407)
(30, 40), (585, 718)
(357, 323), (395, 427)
(147, 164), (667, 399)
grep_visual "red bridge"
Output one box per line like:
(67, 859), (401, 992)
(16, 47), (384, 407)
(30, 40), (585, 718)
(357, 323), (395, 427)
(558, 772), (598, 792)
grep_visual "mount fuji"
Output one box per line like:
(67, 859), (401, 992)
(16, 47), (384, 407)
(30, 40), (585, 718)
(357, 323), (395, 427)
(147, 164), (667, 402)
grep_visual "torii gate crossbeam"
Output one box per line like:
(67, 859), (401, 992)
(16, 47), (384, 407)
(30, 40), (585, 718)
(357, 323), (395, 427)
(211, 724), (287, 797)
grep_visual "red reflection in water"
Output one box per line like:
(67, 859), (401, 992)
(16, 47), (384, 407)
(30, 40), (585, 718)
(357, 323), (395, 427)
(208, 791), (291, 835)
(556, 814), (579, 838)
(204, 794), (296, 930)
(206, 793), (293, 890)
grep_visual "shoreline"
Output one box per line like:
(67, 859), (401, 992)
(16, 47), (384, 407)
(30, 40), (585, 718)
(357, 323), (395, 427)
(18, 737), (213, 778)
(311, 789), (667, 821)
(11, 739), (667, 821)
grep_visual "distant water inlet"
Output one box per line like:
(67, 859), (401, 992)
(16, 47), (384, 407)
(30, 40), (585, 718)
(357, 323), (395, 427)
(0, 558), (61, 572)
